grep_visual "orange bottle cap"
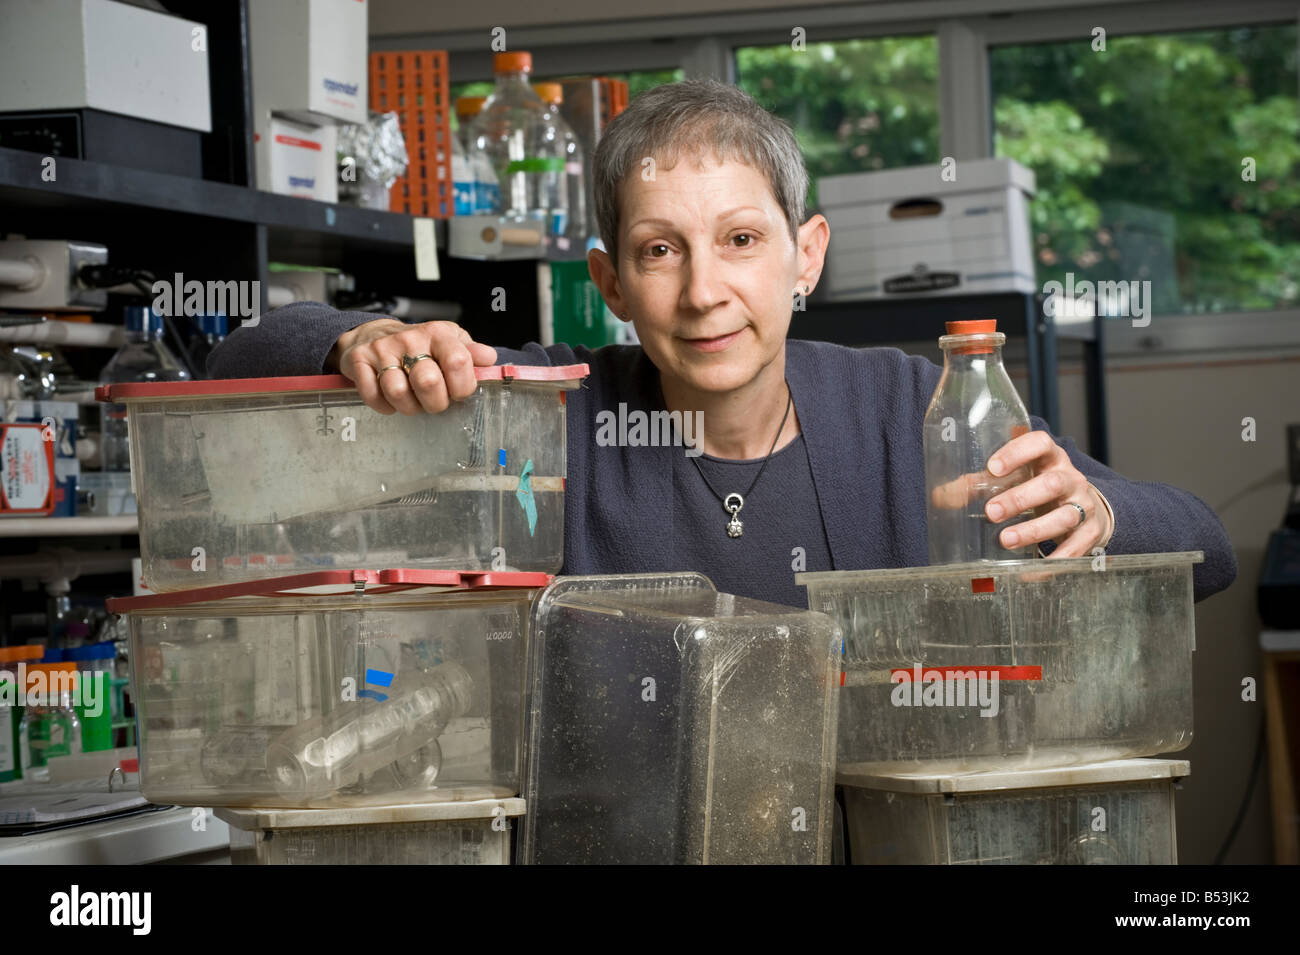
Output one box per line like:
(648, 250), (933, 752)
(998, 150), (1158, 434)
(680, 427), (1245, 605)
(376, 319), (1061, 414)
(0, 645), (45, 664)
(455, 96), (486, 117)
(945, 319), (997, 335)
(495, 52), (532, 74)
(532, 83), (563, 105)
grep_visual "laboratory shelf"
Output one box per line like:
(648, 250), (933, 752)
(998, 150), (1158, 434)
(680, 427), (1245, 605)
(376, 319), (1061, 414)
(0, 516), (138, 537)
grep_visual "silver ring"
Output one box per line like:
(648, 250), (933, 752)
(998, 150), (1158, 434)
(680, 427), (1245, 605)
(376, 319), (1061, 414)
(402, 353), (433, 372)
(376, 363), (404, 376)
(1067, 502), (1086, 527)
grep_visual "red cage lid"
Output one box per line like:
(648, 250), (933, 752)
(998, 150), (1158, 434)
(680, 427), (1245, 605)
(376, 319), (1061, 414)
(106, 568), (554, 612)
(96, 364), (590, 401)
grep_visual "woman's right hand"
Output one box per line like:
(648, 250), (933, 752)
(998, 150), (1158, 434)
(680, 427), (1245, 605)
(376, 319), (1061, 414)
(327, 319), (498, 414)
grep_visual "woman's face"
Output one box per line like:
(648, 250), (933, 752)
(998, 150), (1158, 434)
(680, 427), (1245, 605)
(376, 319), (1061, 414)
(589, 154), (828, 397)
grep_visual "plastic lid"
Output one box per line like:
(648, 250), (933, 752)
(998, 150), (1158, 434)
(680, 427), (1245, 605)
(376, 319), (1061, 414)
(41, 648), (64, 662)
(0, 644), (44, 664)
(106, 568), (555, 613)
(64, 641), (116, 661)
(494, 51), (532, 73)
(532, 83), (563, 105)
(26, 661), (78, 697)
(945, 319), (997, 335)
(455, 96), (486, 117)
(96, 363), (590, 401)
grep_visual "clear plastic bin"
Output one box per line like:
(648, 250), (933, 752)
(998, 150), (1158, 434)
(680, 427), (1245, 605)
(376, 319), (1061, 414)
(841, 758), (1187, 865)
(216, 797), (524, 865)
(798, 552), (1201, 774)
(96, 365), (586, 591)
(523, 573), (842, 864)
(108, 569), (546, 808)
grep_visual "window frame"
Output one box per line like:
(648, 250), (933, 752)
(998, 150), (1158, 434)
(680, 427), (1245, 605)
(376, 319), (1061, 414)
(375, 0), (1300, 354)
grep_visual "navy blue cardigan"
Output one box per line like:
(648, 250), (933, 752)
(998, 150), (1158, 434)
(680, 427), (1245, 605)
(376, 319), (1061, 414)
(208, 303), (1237, 601)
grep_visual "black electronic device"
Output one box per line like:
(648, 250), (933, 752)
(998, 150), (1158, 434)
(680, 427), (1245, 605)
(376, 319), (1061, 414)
(0, 109), (202, 178)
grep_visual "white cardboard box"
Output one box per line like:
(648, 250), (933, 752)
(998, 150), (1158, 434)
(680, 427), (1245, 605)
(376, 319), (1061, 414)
(0, 0), (211, 132)
(249, 0), (368, 127)
(255, 116), (338, 203)
(818, 158), (1036, 301)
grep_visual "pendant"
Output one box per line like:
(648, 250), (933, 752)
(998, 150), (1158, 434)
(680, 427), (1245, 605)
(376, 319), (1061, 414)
(724, 493), (744, 539)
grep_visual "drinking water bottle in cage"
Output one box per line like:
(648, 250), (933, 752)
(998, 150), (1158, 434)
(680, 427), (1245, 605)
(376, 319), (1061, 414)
(265, 661), (474, 797)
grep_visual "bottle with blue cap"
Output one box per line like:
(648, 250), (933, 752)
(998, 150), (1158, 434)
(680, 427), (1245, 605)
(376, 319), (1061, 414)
(97, 306), (190, 473)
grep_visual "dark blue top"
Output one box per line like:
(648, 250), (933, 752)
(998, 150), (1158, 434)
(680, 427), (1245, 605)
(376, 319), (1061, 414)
(208, 302), (1237, 603)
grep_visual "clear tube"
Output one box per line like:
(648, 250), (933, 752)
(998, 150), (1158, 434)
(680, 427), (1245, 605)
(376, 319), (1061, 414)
(265, 661), (473, 797)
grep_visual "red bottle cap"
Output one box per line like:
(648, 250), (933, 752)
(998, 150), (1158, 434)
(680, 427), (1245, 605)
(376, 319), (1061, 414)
(945, 319), (998, 355)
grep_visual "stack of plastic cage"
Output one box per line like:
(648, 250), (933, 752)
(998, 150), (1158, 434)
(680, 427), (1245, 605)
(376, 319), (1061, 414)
(102, 364), (587, 865)
(797, 552), (1203, 865)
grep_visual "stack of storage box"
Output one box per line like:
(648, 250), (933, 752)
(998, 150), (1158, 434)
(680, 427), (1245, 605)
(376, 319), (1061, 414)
(249, 0), (370, 203)
(101, 366), (586, 864)
(798, 553), (1202, 864)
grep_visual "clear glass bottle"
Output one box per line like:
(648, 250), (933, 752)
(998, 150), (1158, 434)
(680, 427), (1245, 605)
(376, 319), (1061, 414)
(18, 664), (82, 781)
(533, 82), (588, 254)
(466, 52), (564, 232)
(97, 306), (191, 472)
(923, 319), (1037, 564)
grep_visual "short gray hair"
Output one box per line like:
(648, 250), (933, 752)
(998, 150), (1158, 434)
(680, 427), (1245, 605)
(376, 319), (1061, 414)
(592, 78), (808, 263)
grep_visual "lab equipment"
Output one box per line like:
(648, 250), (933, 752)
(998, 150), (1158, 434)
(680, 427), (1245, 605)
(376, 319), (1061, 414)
(523, 573), (841, 864)
(533, 83), (587, 252)
(96, 364), (585, 590)
(0, 645), (44, 782)
(841, 758), (1186, 865)
(798, 552), (1201, 774)
(924, 319), (1035, 564)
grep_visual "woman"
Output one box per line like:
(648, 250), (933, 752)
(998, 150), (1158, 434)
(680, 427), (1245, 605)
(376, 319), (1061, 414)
(209, 79), (1236, 607)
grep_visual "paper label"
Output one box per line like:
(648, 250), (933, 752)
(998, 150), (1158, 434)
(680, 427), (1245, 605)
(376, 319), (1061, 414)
(414, 217), (440, 281)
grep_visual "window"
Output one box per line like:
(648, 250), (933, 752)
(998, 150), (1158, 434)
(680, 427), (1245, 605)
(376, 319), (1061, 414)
(991, 25), (1300, 315)
(735, 36), (940, 203)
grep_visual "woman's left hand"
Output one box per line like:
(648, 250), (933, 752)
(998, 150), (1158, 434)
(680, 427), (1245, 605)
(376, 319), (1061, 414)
(984, 431), (1113, 558)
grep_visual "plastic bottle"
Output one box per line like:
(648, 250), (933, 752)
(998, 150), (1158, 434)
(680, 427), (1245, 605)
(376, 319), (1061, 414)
(451, 125), (475, 216)
(533, 82), (589, 254)
(467, 52), (565, 234)
(18, 663), (82, 781)
(923, 319), (1037, 564)
(0, 645), (44, 782)
(265, 661), (473, 798)
(456, 96), (499, 214)
(97, 306), (191, 472)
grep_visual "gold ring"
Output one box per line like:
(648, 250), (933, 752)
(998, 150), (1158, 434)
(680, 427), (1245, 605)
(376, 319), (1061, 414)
(402, 353), (433, 372)
(376, 364), (404, 376)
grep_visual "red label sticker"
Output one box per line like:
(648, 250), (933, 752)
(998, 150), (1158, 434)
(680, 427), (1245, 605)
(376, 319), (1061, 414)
(890, 665), (1042, 681)
(274, 134), (323, 151)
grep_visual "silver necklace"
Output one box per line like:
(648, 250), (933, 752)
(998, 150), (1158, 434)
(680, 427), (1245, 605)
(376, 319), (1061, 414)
(689, 387), (794, 538)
